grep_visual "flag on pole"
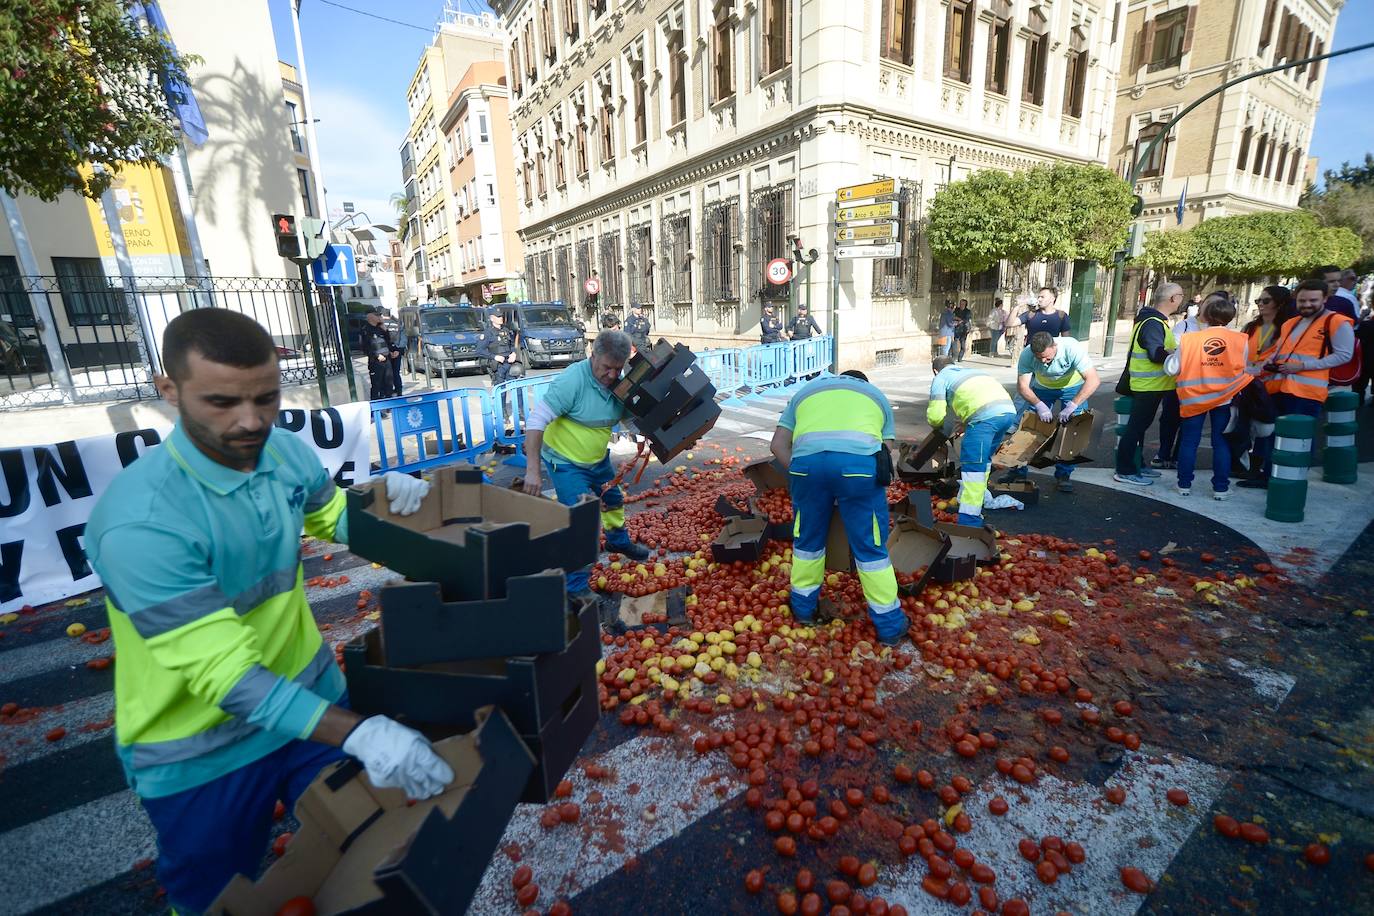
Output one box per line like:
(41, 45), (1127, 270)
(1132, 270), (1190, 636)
(135, 1), (208, 146)
(1175, 178), (1188, 226)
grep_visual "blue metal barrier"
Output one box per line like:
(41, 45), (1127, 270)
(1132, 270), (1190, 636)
(369, 388), (496, 473)
(743, 342), (793, 391)
(788, 337), (832, 381)
(491, 375), (557, 446)
(696, 348), (745, 398)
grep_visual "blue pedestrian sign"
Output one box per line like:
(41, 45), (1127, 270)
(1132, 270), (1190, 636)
(310, 244), (357, 286)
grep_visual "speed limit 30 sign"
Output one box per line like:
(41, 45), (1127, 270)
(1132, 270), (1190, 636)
(766, 257), (793, 285)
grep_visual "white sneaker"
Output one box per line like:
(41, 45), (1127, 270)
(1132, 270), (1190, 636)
(1176, 486), (1191, 497)
(1212, 489), (1231, 501)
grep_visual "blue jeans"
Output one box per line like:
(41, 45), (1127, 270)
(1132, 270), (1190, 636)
(1012, 381), (1084, 480)
(957, 412), (1020, 525)
(787, 451), (905, 641)
(140, 724), (349, 914)
(939, 334), (954, 356)
(1177, 405), (1232, 492)
(989, 328), (1004, 356)
(543, 452), (628, 593)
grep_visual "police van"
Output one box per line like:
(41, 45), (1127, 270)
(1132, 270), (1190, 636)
(487, 301), (587, 370)
(399, 302), (487, 377)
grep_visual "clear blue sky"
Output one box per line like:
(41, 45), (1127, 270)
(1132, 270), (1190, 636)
(270, 0), (1371, 223)
(269, 0), (494, 226)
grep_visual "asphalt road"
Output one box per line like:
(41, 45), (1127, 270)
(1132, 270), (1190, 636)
(2, 371), (1373, 916)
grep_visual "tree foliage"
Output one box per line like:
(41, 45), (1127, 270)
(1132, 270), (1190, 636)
(1135, 210), (1361, 279)
(0, 0), (195, 201)
(1301, 152), (1374, 270)
(927, 163), (1134, 272)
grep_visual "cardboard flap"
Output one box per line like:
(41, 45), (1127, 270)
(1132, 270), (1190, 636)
(890, 493), (935, 527)
(743, 455), (789, 491)
(712, 516), (769, 563)
(934, 521), (999, 564)
(888, 518), (951, 596)
(992, 414), (1057, 467)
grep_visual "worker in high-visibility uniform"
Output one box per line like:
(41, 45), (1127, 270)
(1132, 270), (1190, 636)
(1001, 331), (1101, 494)
(927, 356), (1019, 527)
(1115, 282), (1184, 486)
(522, 330), (649, 599)
(85, 309), (450, 914)
(1166, 296), (1249, 499)
(770, 370), (907, 645)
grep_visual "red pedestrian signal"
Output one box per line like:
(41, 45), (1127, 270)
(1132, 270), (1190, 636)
(272, 213), (302, 260)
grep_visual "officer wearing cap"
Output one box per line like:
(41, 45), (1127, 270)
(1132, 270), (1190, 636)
(788, 303), (822, 340)
(625, 303), (652, 353)
(761, 303), (785, 344)
(362, 307), (397, 400)
(478, 310), (520, 386)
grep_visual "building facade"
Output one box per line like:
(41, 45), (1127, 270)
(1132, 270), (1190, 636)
(280, 61), (318, 220)
(440, 60), (525, 304)
(492, 0), (1123, 366)
(400, 9), (505, 303)
(1111, 0), (1341, 237)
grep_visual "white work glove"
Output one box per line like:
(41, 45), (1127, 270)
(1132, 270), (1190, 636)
(1035, 402), (1054, 423)
(383, 472), (430, 516)
(343, 715), (454, 799)
(1058, 402), (1078, 423)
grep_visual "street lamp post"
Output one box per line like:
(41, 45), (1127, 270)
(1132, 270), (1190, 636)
(1101, 40), (1374, 357)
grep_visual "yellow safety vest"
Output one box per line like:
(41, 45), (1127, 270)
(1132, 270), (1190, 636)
(1128, 317), (1177, 392)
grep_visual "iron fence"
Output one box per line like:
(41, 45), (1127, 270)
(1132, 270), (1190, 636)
(626, 222), (653, 308)
(700, 198), (740, 315)
(749, 181), (794, 303)
(1, 274), (347, 409)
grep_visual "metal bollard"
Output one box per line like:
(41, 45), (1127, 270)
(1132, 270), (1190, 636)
(1265, 414), (1316, 523)
(1322, 390), (1358, 484)
(1114, 395), (1143, 470)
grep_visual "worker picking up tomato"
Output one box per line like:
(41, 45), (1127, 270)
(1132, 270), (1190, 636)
(85, 309), (453, 915)
(769, 370), (908, 646)
(926, 356), (1020, 527)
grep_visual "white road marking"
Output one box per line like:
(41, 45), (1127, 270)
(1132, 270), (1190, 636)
(0, 634), (113, 687)
(0, 790), (157, 916)
(872, 747), (1229, 915)
(0, 692), (115, 768)
(1226, 658), (1296, 709)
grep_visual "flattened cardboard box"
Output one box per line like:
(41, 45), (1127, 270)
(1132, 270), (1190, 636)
(993, 414), (1057, 468)
(988, 480), (1039, 507)
(1029, 411), (1095, 468)
(378, 570), (574, 666)
(209, 707), (533, 916)
(346, 465), (599, 599)
(887, 517), (951, 596)
(712, 516), (769, 563)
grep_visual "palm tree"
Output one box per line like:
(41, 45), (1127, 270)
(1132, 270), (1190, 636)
(389, 191), (411, 243)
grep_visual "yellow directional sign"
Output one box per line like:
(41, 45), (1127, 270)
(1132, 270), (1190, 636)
(836, 178), (896, 202)
(835, 223), (900, 242)
(837, 201), (900, 222)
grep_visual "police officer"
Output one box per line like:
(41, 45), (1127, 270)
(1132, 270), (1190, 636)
(788, 303), (822, 340)
(479, 310), (520, 385)
(361, 307), (396, 400)
(625, 303), (652, 352)
(927, 356), (1019, 527)
(761, 303), (785, 344)
(770, 370), (906, 646)
(600, 310), (622, 330)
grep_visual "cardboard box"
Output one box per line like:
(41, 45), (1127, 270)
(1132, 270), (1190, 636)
(988, 480), (1040, 507)
(209, 707), (533, 916)
(715, 494), (756, 519)
(378, 571), (575, 666)
(1029, 411), (1096, 468)
(613, 338), (692, 404)
(887, 517), (952, 596)
(742, 455), (789, 491)
(346, 466), (600, 600)
(993, 414), (1057, 468)
(890, 492), (936, 527)
(935, 521), (1000, 568)
(712, 516), (769, 563)
(629, 369), (712, 431)
(897, 431), (956, 481)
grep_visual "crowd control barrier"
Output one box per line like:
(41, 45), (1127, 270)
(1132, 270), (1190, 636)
(696, 348), (745, 398)
(491, 375), (557, 447)
(788, 336), (832, 381)
(369, 387), (496, 473)
(743, 342), (793, 391)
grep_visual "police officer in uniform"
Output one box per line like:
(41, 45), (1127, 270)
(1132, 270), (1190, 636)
(761, 303), (785, 344)
(625, 303), (652, 353)
(361, 307), (396, 401)
(600, 309), (622, 330)
(788, 303), (822, 340)
(478, 310), (520, 385)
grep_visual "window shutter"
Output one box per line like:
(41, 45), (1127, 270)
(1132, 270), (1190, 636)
(880, 0), (892, 62)
(943, 3), (956, 78)
(901, 0), (913, 65)
(1288, 149), (1302, 185)
(1022, 35), (1037, 102)
(986, 20), (998, 87)
(1135, 19), (1154, 70)
(1258, 0), (1277, 49)
(1309, 39), (1323, 85)
(784, 0), (793, 65)
(1181, 5), (1198, 56)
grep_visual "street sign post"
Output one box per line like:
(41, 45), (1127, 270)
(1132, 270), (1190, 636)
(584, 277), (601, 295)
(836, 201), (900, 222)
(836, 178), (896, 202)
(836, 243), (902, 260)
(836, 224), (900, 243)
(766, 257), (793, 285)
(310, 244), (357, 287)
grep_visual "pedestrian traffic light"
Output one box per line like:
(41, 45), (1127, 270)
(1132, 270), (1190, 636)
(273, 213), (302, 260)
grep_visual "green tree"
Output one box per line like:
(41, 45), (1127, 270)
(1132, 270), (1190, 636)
(0, 0), (195, 201)
(1133, 210), (1361, 281)
(1301, 152), (1374, 270)
(927, 163), (1133, 272)
(389, 191), (411, 243)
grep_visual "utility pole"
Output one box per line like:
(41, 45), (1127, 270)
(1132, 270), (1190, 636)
(1101, 41), (1374, 357)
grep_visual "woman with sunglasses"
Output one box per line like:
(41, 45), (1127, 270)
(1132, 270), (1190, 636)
(1233, 286), (1294, 486)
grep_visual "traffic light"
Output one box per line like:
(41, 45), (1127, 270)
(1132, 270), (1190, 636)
(273, 213), (302, 260)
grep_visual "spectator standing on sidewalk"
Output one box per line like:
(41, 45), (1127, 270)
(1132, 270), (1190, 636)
(936, 302), (956, 357)
(1003, 332), (1101, 493)
(1023, 287), (1072, 340)
(952, 299), (973, 362)
(1232, 286), (1293, 475)
(986, 301), (1008, 357)
(1003, 297), (1026, 358)
(1167, 296), (1249, 500)
(1319, 265), (1358, 322)
(1114, 282), (1184, 486)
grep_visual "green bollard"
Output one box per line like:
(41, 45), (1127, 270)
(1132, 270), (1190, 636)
(1114, 395), (1144, 470)
(1265, 414), (1316, 523)
(1322, 390), (1358, 484)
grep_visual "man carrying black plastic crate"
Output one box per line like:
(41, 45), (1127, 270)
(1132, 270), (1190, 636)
(521, 330), (651, 600)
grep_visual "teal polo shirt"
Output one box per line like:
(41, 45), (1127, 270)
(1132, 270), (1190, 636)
(1017, 335), (1093, 389)
(539, 358), (628, 467)
(86, 424), (347, 798)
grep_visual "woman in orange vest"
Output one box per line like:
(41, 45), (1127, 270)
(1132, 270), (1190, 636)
(1244, 285), (1294, 372)
(1166, 295), (1249, 499)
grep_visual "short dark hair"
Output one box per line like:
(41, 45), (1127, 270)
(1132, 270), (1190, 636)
(931, 356), (954, 373)
(840, 369), (869, 382)
(1316, 265), (1341, 277)
(1029, 331), (1056, 355)
(1202, 296), (1236, 326)
(162, 309), (277, 382)
(1039, 286), (1059, 301)
(1294, 279), (1327, 297)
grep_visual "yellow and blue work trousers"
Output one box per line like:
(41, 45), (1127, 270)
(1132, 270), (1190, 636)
(956, 412), (1020, 527)
(543, 452), (630, 593)
(787, 451), (906, 641)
